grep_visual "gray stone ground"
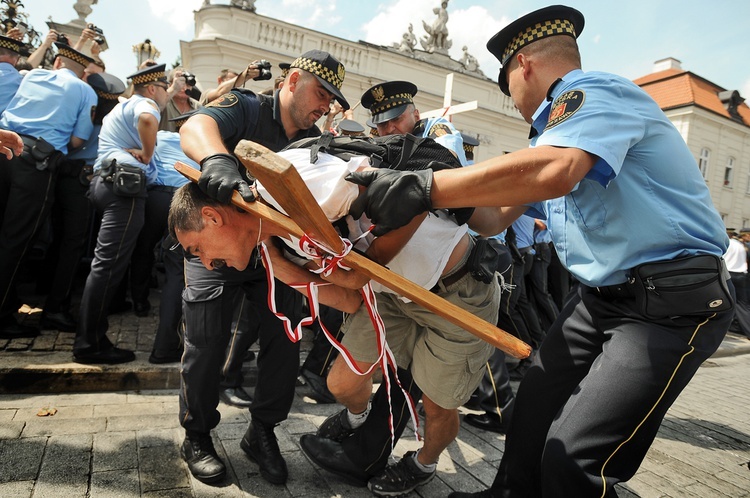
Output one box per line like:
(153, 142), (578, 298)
(1, 292), (750, 497)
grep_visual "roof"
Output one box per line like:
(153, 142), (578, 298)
(634, 69), (750, 126)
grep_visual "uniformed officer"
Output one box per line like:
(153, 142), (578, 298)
(176, 49), (349, 486)
(460, 132), (479, 163)
(299, 79), (472, 490)
(0, 34), (23, 113)
(129, 111), (199, 363)
(346, 6), (735, 497)
(73, 63), (169, 364)
(39, 72), (127, 333)
(337, 118), (365, 136)
(0, 42), (97, 340)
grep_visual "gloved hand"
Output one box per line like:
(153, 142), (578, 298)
(198, 153), (256, 204)
(346, 169), (433, 236)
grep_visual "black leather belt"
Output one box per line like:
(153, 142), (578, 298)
(594, 282), (636, 300)
(148, 185), (178, 193)
(431, 262), (469, 292)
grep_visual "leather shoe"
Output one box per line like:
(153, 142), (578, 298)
(219, 387), (253, 408)
(300, 368), (336, 404)
(240, 420), (287, 484)
(148, 350), (182, 364)
(40, 311), (76, 332)
(299, 434), (369, 487)
(0, 320), (40, 339)
(463, 412), (506, 434)
(181, 435), (226, 483)
(73, 345), (135, 364)
(134, 300), (150, 317)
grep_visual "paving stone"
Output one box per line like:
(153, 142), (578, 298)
(22, 415), (106, 437)
(93, 432), (138, 472)
(106, 413), (178, 432)
(0, 437), (46, 483)
(139, 444), (190, 492)
(0, 480), (34, 498)
(90, 469), (141, 497)
(33, 434), (92, 497)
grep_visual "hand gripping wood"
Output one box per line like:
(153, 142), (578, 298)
(175, 146), (531, 359)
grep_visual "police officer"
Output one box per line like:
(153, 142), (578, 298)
(299, 79), (471, 488)
(0, 42), (97, 340)
(176, 49), (349, 486)
(73, 64), (169, 364)
(460, 132), (479, 164)
(0, 34), (23, 113)
(39, 72), (126, 333)
(346, 6), (734, 497)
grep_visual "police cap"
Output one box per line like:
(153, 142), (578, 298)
(87, 72), (126, 101)
(279, 62), (291, 78)
(290, 50), (349, 110)
(361, 81), (418, 125)
(0, 34), (23, 55)
(54, 42), (95, 67)
(128, 63), (168, 86)
(169, 109), (199, 130)
(486, 5), (584, 96)
(338, 119), (365, 136)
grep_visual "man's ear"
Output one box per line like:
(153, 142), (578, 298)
(287, 70), (300, 92)
(201, 206), (224, 227)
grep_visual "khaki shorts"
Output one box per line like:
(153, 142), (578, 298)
(340, 271), (500, 409)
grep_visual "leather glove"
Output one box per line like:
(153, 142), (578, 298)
(346, 169), (433, 237)
(198, 153), (256, 204)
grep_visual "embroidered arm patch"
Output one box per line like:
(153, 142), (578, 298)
(545, 89), (585, 130)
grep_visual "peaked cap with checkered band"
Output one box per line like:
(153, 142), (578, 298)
(290, 50), (349, 110)
(127, 63), (168, 86)
(360, 81), (418, 125)
(486, 5), (584, 96)
(0, 35), (23, 54)
(54, 42), (95, 67)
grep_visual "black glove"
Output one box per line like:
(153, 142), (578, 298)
(198, 153), (256, 204)
(346, 169), (433, 237)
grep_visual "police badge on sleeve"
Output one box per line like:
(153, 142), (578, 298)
(545, 90), (585, 130)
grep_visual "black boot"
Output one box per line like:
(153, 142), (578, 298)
(240, 419), (288, 484)
(180, 434), (226, 484)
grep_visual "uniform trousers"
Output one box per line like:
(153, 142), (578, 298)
(130, 187), (183, 355)
(527, 242), (559, 332)
(729, 271), (750, 339)
(42, 167), (92, 313)
(75, 175), (146, 352)
(491, 282), (734, 497)
(513, 247), (545, 349)
(0, 154), (56, 321)
(180, 257), (301, 434)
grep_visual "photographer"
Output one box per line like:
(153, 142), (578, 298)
(199, 60), (270, 105)
(159, 67), (203, 132)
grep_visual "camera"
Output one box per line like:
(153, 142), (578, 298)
(252, 60), (272, 81)
(56, 32), (71, 46)
(87, 24), (105, 45)
(182, 71), (197, 87)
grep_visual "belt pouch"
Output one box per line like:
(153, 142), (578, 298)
(467, 236), (511, 283)
(112, 163), (146, 197)
(632, 254), (733, 319)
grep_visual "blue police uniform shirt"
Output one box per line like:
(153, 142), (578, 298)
(95, 94), (160, 184)
(525, 69), (728, 287)
(152, 130), (199, 187)
(0, 61), (22, 114)
(418, 116), (468, 165)
(512, 214), (536, 250)
(67, 124), (100, 164)
(0, 68), (96, 154)
(534, 225), (553, 245)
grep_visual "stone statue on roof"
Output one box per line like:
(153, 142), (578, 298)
(73, 0), (98, 23)
(395, 23), (417, 53)
(421, 0), (452, 54)
(459, 45), (480, 73)
(230, 0), (256, 11)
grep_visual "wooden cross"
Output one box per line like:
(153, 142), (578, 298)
(419, 73), (478, 120)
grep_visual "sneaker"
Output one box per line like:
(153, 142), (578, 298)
(368, 451), (435, 497)
(180, 435), (226, 484)
(316, 408), (355, 442)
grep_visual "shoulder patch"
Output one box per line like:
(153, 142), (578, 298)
(427, 123), (452, 139)
(206, 92), (239, 108)
(545, 89), (585, 130)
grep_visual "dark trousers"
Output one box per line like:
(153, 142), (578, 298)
(219, 292), (259, 389)
(75, 176), (146, 352)
(130, 188), (183, 355)
(729, 271), (750, 339)
(526, 243), (559, 332)
(342, 366), (423, 477)
(509, 251), (544, 349)
(0, 155), (56, 321)
(180, 257), (301, 433)
(492, 283), (733, 497)
(547, 245), (572, 311)
(42, 170), (92, 313)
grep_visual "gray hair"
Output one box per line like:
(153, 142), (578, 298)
(168, 182), (220, 240)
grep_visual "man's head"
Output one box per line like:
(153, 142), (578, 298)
(0, 35), (22, 65)
(361, 81), (420, 136)
(280, 50), (349, 133)
(129, 63), (170, 110)
(88, 72), (126, 124)
(52, 42), (94, 78)
(169, 67), (194, 102)
(168, 182), (261, 271)
(218, 68), (238, 84)
(486, 5), (584, 102)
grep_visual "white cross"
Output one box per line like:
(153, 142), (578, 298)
(419, 73), (478, 119)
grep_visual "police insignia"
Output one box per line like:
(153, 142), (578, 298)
(337, 64), (345, 83)
(427, 123), (451, 138)
(545, 90), (585, 130)
(372, 86), (385, 102)
(206, 92), (239, 108)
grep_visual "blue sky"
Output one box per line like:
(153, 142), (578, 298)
(20, 0), (750, 98)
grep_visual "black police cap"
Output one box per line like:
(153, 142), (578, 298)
(87, 72), (126, 101)
(460, 132), (480, 153)
(0, 34), (23, 54)
(128, 63), (168, 86)
(290, 50), (349, 110)
(338, 119), (365, 136)
(361, 81), (418, 125)
(279, 62), (291, 78)
(486, 5), (584, 96)
(54, 42), (95, 67)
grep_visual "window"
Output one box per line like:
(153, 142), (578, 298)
(698, 148), (710, 179)
(724, 157), (734, 187)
